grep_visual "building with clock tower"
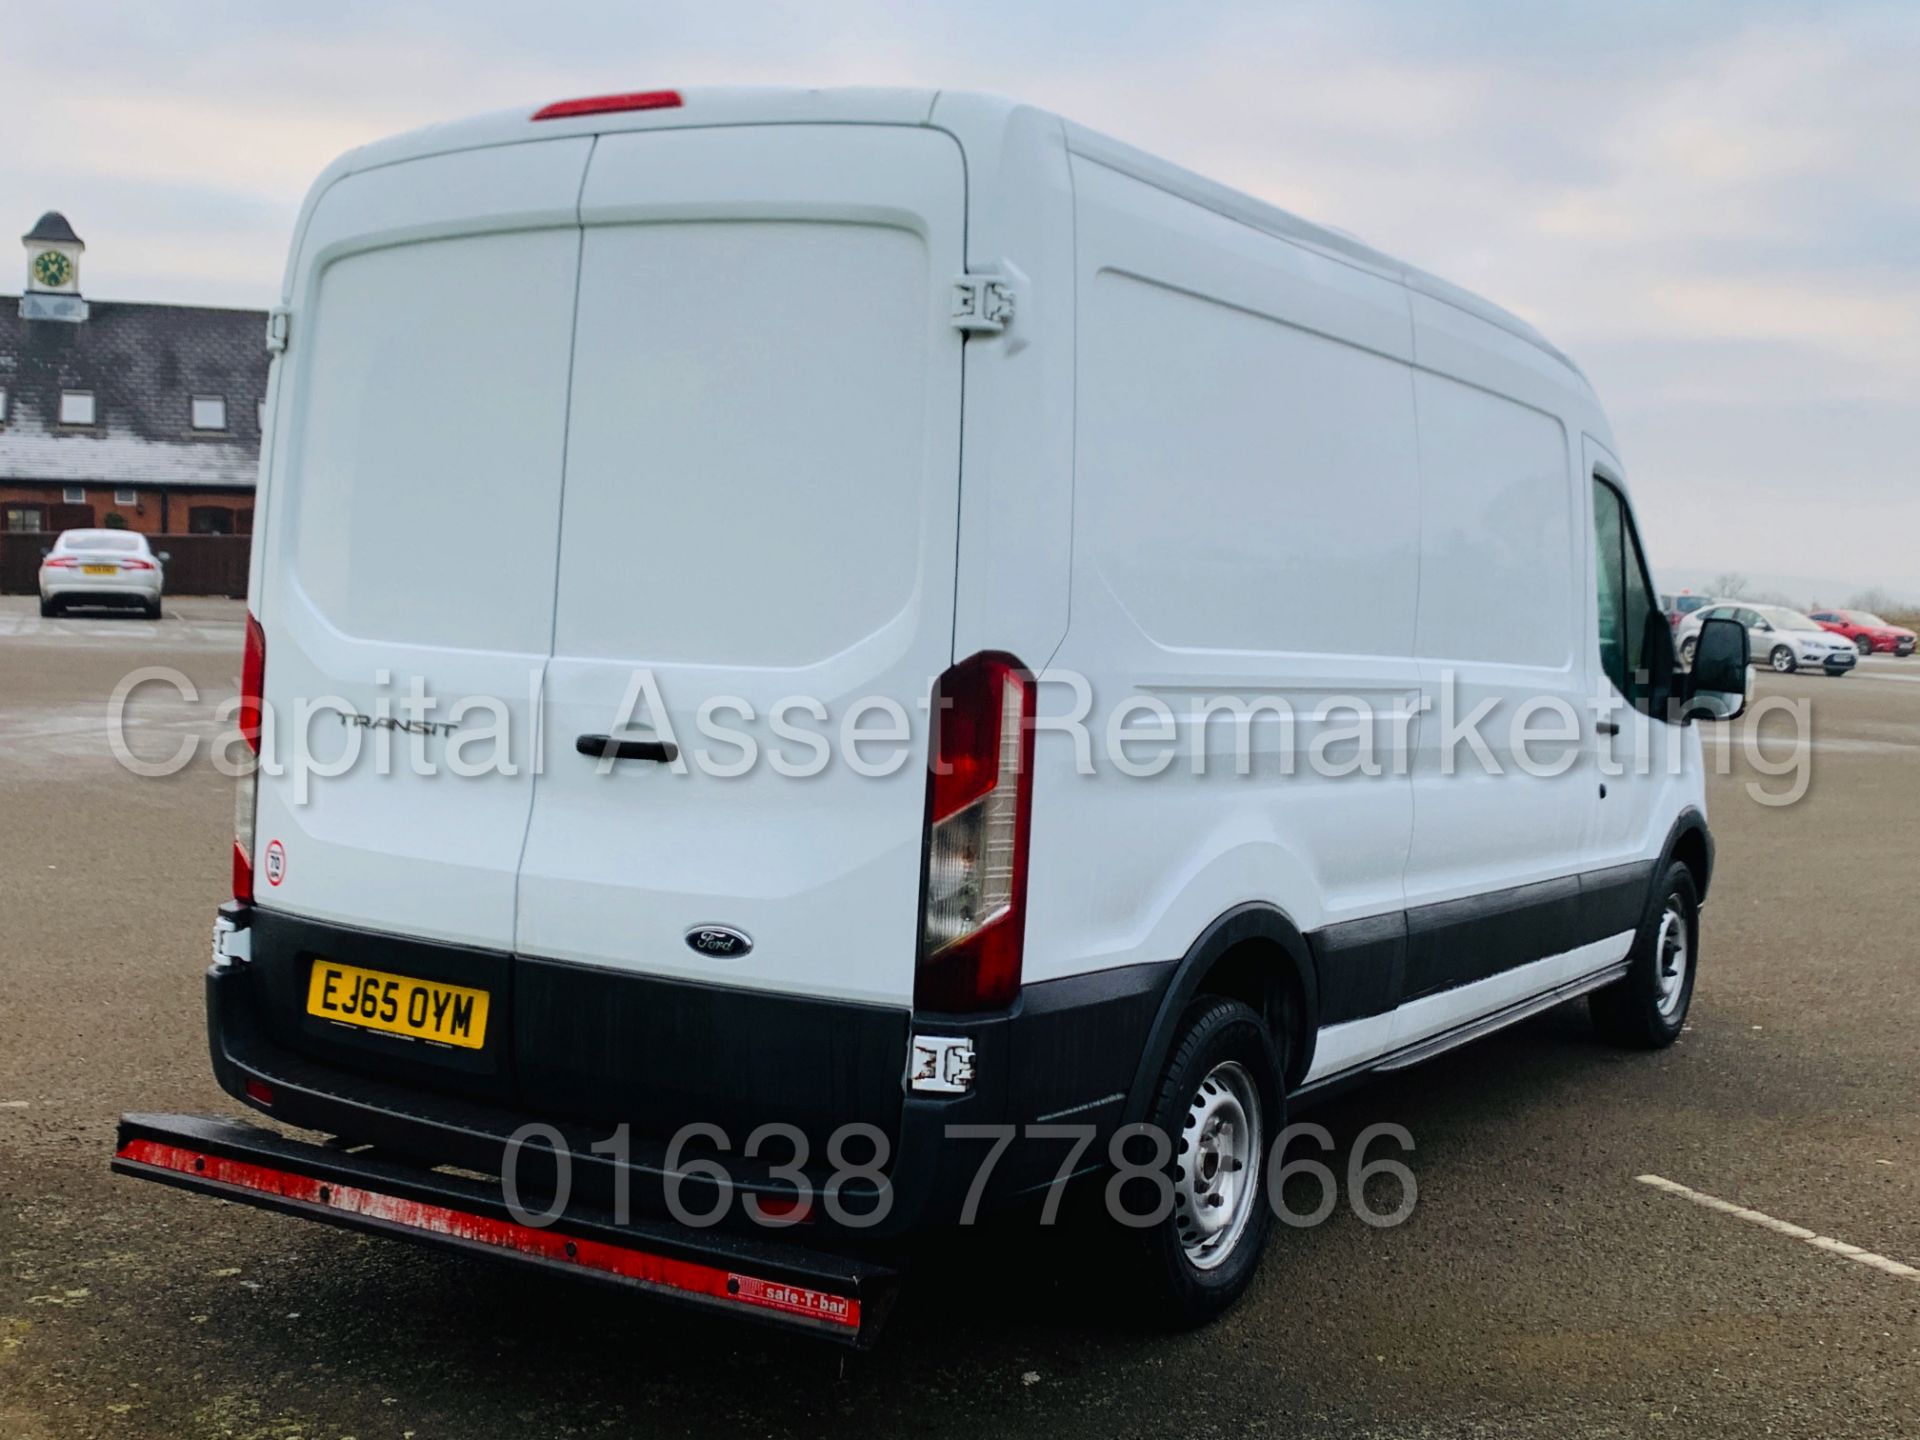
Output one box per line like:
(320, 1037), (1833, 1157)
(0, 211), (270, 591)
(22, 211), (88, 322)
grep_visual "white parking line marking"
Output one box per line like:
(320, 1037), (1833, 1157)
(1638, 1174), (1920, 1283)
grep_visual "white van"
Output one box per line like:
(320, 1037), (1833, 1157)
(117, 87), (1751, 1343)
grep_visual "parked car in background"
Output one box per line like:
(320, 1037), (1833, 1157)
(1807, 609), (1916, 657)
(1678, 603), (1855, 676)
(1661, 592), (1715, 632)
(37, 529), (164, 618)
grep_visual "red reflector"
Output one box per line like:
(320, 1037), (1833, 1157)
(232, 839), (253, 905)
(243, 1078), (274, 1107)
(114, 1138), (860, 1330)
(532, 89), (682, 121)
(752, 1194), (814, 1224)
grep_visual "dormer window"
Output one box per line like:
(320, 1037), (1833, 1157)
(191, 395), (227, 431)
(59, 390), (95, 425)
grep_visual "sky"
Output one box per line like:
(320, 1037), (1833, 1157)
(3, 0), (1916, 603)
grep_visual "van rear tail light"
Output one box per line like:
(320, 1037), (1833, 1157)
(233, 768), (256, 901)
(532, 90), (682, 121)
(239, 612), (265, 753)
(234, 612), (265, 903)
(916, 654), (1035, 1013)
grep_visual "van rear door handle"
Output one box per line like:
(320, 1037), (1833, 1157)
(1596, 721), (1621, 736)
(576, 734), (679, 764)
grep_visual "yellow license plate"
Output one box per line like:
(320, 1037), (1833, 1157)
(82, 564), (116, 575)
(305, 961), (490, 1049)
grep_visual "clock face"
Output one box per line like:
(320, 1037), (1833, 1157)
(32, 250), (72, 288)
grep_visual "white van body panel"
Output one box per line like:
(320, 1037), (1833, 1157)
(1024, 150), (1423, 988)
(511, 125), (967, 1006)
(246, 86), (1705, 1098)
(1399, 364), (1589, 911)
(253, 140), (592, 951)
(928, 95), (1078, 667)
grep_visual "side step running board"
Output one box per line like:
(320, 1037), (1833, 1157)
(113, 1113), (899, 1347)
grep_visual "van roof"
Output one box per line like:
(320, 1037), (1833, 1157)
(317, 86), (1581, 386)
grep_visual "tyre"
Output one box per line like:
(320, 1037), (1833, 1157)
(1678, 636), (1697, 668)
(143, 598), (163, 620)
(1856, 635), (1873, 656)
(38, 596), (59, 618)
(1591, 861), (1699, 1049)
(1769, 645), (1795, 673)
(1121, 997), (1283, 1328)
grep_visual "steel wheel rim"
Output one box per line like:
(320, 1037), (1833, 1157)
(1771, 647), (1794, 672)
(1653, 900), (1689, 1018)
(1175, 1059), (1261, 1270)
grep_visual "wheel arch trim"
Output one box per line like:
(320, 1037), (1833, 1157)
(1659, 807), (1714, 905)
(1120, 903), (1319, 1123)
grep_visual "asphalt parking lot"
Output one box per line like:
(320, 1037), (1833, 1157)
(1, 597), (1916, 1439)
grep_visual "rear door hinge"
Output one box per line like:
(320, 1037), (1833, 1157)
(265, 307), (292, 354)
(950, 274), (1015, 334)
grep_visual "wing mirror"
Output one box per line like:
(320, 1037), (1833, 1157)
(156, 551), (171, 565)
(1682, 616), (1750, 722)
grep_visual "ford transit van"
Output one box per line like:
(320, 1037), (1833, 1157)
(115, 87), (1751, 1343)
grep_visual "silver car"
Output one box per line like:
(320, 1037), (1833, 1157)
(37, 529), (165, 618)
(1677, 602), (1855, 676)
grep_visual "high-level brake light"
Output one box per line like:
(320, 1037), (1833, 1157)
(916, 653), (1036, 1013)
(532, 90), (682, 121)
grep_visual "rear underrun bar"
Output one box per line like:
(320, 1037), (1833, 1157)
(112, 1113), (895, 1346)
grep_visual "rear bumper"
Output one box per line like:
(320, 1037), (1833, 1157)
(202, 905), (1169, 1245)
(113, 1112), (897, 1346)
(41, 577), (162, 603)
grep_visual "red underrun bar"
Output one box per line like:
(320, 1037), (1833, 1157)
(116, 1138), (858, 1331)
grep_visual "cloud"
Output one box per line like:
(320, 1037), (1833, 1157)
(2, 0), (1915, 594)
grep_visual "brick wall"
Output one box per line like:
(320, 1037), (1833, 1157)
(0, 484), (252, 535)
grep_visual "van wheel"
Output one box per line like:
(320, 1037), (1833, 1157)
(1121, 997), (1281, 1328)
(1678, 636), (1697, 668)
(1768, 645), (1795, 673)
(1591, 862), (1698, 1049)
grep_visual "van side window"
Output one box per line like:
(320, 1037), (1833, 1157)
(1592, 476), (1674, 719)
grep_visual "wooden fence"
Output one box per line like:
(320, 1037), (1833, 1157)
(0, 533), (250, 598)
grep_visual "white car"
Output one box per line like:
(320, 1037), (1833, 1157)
(1678, 603), (1855, 676)
(38, 529), (165, 618)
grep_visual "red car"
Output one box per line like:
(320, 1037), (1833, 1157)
(1808, 609), (1916, 657)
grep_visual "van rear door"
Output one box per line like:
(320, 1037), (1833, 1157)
(254, 140), (591, 952)
(513, 126), (966, 1014)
